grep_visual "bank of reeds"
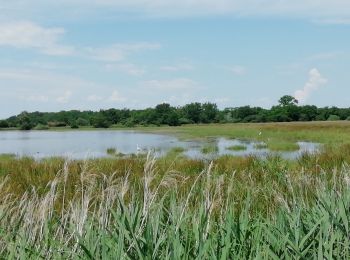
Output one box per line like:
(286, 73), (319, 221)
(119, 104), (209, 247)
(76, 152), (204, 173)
(0, 148), (350, 258)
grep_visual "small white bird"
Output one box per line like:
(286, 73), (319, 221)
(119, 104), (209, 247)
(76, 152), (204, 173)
(136, 144), (141, 152)
(259, 131), (262, 136)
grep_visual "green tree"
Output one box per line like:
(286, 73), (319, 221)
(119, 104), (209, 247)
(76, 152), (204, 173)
(278, 95), (298, 107)
(18, 111), (34, 130)
(76, 118), (90, 126)
(0, 120), (9, 128)
(183, 103), (202, 123)
(201, 103), (218, 123)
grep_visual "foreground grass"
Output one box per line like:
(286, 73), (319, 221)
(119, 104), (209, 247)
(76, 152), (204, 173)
(1, 144), (350, 258)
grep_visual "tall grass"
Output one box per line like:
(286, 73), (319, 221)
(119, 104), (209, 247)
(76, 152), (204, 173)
(0, 150), (350, 258)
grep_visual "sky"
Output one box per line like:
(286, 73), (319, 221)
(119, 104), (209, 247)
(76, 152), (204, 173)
(0, 1), (350, 118)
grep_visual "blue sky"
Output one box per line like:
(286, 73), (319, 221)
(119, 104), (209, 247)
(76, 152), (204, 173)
(0, 1), (350, 118)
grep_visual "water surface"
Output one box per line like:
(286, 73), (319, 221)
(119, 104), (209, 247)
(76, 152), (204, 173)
(0, 130), (320, 160)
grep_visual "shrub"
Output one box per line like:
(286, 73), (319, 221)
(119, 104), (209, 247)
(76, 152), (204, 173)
(48, 121), (67, 127)
(327, 114), (340, 121)
(0, 120), (9, 128)
(179, 118), (193, 125)
(76, 118), (90, 126)
(34, 124), (49, 130)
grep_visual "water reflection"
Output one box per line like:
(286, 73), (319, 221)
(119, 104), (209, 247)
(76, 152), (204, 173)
(0, 130), (320, 160)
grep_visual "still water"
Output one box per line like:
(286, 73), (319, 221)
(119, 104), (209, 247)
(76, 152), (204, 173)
(0, 130), (320, 160)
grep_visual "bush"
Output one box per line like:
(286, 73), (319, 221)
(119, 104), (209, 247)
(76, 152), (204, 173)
(123, 118), (136, 128)
(327, 115), (340, 121)
(20, 123), (33, 130)
(0, 120), (9, 128)
(48, 122), (67, 127)
(34, 124), (49, 130)
(76, 118), (90, 126)
(179, 118), (193, 125)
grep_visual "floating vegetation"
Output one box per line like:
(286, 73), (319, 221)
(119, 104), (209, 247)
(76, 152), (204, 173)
(226, 145), (247, 151)
(201, 144), (219, 154)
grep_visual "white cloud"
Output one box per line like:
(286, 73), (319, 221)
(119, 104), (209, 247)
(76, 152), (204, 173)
(228, 65), (247, 75)
(87, 95), (103, 102)
(160, 63), (194, 72)
(108, 90), (127, 102)
(105, 63), (145, 76)
(214, 97), (230, 104)
(0, 21), (74, 56)
(3, 1), (350, 20)
(84, 43), (161, 62)
(141, 78), (198, 91)
(307, 51), (343, 61)
(56, 90), (72, 103)
(22, 95), (49, 103)
(294, 68), (327, 103)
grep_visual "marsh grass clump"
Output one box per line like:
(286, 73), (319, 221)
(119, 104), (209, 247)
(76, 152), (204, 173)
(106, 147), (117, 155)
(268, 141), (300, 151)
(226, 145), (247, 151)
(254, 143), (268, 149)
(170, 146), (185, 153)
(201, 144), (219, 154)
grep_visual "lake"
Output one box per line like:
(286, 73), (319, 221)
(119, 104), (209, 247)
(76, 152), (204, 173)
(0, 130), (320, 160)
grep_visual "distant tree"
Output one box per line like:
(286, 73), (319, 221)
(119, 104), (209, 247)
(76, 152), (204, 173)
(167, 111), (180, 126)
(92, 113), (111, 128)
(0, 120), (9, 128)
(183, 103), (202, 123)
(76, 118), (90, 126)
(278, 95), (298, 107)
(18, 111), (34, 130)
(201, 102), (219, 123)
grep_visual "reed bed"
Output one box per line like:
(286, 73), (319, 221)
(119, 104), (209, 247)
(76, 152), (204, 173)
(0, 148), (350, 258)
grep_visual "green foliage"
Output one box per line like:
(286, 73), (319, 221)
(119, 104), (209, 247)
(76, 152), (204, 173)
(18, 111), (34, 130)
(201, 144), (219, 154)
(3, 96), (350, 130)
(226, 145), (247, 151)
(34, 124), (49, 130)
(48, 121), (67, 127)
(106, 147), (117, 155)
(0, 120), (9, 128)
(0, 152), (350, 258)
(70, 123), (79, 129)
(278, 95), (298, 106)
(76, 117), (90, 126)
(327, 114), (341, 121)
(92, 113), (111, 128)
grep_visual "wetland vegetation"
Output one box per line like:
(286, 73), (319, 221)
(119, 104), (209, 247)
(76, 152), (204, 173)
(0, 120), (350, 258)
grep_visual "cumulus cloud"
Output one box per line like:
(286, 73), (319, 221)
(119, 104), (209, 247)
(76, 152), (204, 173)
(22, 95), (49, 103)
(0, 21), (74, 56)
(160, 63), (194, 72)
(84, 43), (161, 62)
(87, 95), (103, 102)
(56, 90), (72, 103)
(228, 65), (247, 75)
(141, 78), (198, 91)
(294, 68), (327, 103)
(105, 63), (145, 76)
(108, 90), (127, 102)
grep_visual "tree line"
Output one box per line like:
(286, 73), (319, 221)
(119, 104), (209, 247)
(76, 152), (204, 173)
(1, 95), (350, 130)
